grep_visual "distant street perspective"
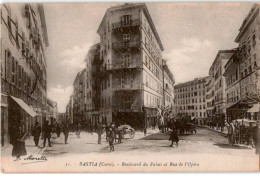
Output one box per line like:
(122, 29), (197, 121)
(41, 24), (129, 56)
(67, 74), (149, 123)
(1, 2), (259, 172)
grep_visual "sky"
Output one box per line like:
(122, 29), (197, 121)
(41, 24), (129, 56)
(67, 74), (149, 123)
(43, 2), (254, 113)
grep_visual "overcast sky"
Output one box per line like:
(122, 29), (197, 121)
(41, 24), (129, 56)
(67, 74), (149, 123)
(44, 2), (254, 112)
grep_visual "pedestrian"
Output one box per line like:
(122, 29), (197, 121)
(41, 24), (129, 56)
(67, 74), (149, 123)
(253, 122), (260, 154)
(105, 124), (109, 141)
(117, 129), (123, 144)
(63, 122), (69, 144)
(227, 121), (235, 146)
(32, 122), (41, 147)
(97, 123), (103, 144)
(43, 121), (52, 147)
(56, 123), (61, 138)
(144, 126), (147, 136)
(12, 126), (28, 161)
(90, 123), (94, 135)
(169, 126), (179, 147)
(108, 123), (116, 152)
(76, 123), (81, 138)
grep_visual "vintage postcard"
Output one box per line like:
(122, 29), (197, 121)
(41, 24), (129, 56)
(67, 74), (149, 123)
(0, 1), (260, 172)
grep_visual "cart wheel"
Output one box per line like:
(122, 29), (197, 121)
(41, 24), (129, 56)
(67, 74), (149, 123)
(129, 132), (135, 139)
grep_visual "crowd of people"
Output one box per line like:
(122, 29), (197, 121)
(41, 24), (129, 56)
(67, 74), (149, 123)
(227, 120), (260, 154)
(10, 117), (260, 160)
(11, 120), (70, 161)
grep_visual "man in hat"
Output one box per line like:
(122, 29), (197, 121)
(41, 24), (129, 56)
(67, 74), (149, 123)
(43, 121), (52, 147)
(32, 122), (41, 147)
(108, 122), (116, 152)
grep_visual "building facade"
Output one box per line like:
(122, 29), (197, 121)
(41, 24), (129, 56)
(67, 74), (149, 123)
(225, 4), (260, 122)
(174, 77), (208, 124)
(209, 50), (235, 120)
(65, 95), (74, 124)
(95, 3), (174, 129)
(67, 3), (175, 130)
(47, 98), (58, 123)
(72, 69), (86, 126)
(205, 72), (215, 121)
(1, 4), (49, 147)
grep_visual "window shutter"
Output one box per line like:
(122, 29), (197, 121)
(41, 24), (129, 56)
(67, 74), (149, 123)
(7, 54), (12, 82)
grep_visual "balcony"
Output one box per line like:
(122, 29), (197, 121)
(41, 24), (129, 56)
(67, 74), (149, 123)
(112, 41), (141, 51)
(108, 59), (141, 70)
(112, 19), (140, 30)
(113, 84), (142, 92)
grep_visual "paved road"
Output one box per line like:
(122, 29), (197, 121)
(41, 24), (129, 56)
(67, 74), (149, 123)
(37, 127), (256, 157)
(2, 127), (258, 172)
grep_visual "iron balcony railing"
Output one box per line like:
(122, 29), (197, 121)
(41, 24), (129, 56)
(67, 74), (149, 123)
(112, 83), (142, 91)
(112, 19), (140, 30)
(108, 59), (140, 70)
(112, 41), (141, 50)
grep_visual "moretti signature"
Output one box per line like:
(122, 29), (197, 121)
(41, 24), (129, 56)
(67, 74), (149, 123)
(24, 155), (47, 161)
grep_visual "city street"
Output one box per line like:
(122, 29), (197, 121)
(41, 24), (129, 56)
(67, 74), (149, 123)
(33, 127), (256, 156)
(2, 127), (258, 172)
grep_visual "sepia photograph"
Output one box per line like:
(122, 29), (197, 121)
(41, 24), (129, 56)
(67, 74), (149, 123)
(0, 1), (259, 172)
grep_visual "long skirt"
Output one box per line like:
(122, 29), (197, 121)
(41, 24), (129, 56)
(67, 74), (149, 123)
(109, 138), (114, 146)
(12, 141), (27, 157)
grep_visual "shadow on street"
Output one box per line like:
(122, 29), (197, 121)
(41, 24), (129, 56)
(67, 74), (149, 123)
(213, 143), (251, 149)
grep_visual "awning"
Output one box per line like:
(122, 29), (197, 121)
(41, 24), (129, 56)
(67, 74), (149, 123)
(247, 103), (260, 113)
(10, 96), (38, 117)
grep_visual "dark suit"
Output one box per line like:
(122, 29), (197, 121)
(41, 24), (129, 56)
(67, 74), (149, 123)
(43, 124), (52, 147)
(33, 125), (41, 146)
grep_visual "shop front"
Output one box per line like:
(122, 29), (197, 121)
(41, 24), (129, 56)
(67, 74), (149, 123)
(8, 96), (37, 145)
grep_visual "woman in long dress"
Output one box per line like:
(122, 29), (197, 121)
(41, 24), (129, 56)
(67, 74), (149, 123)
(12, 126), (27, 161)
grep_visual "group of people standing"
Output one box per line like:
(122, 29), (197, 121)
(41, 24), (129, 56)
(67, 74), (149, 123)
(227, 121), (260, 154)
(11, 120), (70, 161)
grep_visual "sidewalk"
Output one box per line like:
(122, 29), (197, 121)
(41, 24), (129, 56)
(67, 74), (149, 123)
(196, 125), (228, 137)
(1, 135), (53, 157)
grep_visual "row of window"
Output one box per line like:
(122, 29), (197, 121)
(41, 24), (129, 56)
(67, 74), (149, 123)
(143, 18), (161, 62)
(144, 92), (163, 108)
(179, 104), (206, 110)
(226, 68), (239, 88)
(226, 89), (240, 104)
(176, 90), (206, 99)
(2, 5), (47, 89)
(175, 83), (205, 93)
(144, 54), (162, 81)
(145, 73), (163, 95)
(177, 97), (206, 105)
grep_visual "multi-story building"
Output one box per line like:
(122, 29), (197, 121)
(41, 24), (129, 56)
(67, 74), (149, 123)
(84, 43), (103, 126)
(174, 77), (208, 124)
(47, 98), (58, 122)
(205, 70), (215, 121)
(163, 63), (175, 109)
(65, 95), (74, 124)
(209, 50), (235, 119)
(66, 3), (174, 130)
(95, 3), (173, 129)
(57, 113), (66, 123)
(223, 52), (242, 122)
(225, 4), (260, 121)
(1, 4), (49, 146)
(163, 62), (175, 124)
(72, 69), (86, 126)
